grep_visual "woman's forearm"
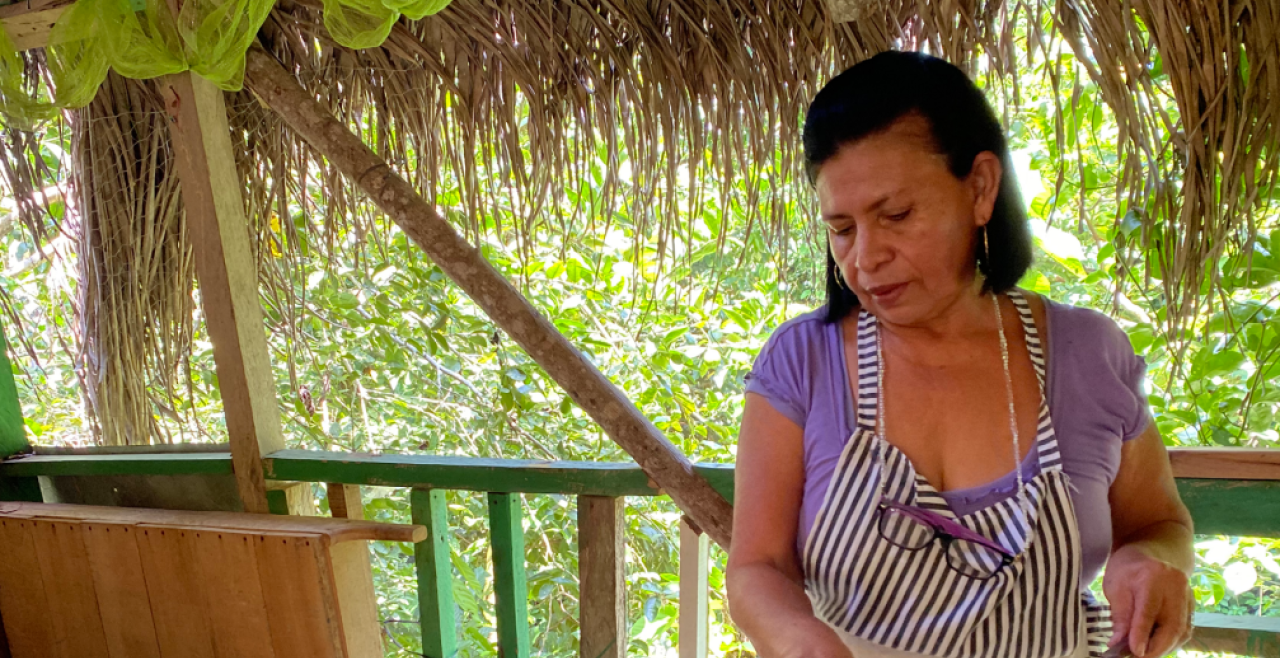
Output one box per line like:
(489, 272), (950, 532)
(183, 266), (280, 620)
(727, 562), (848, 657)
(1115, 519), (1195, 575)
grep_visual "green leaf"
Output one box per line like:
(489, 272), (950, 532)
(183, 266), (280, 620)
(1202, 350), (1245, 378)
(331, 292), (359, 309)
(1019, 271), (1051, 294)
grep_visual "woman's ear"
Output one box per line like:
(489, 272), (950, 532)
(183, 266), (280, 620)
(969, 151), (1003, 227)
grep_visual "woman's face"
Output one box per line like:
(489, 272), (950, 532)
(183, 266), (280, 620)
(816, 115), (1001, 327)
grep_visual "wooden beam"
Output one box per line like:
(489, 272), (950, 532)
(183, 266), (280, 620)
(263, 449), (736, 497)
(1177, 478), (1280, 536)
(0, 0), (74, 52)
(241, 46), (735, 549)
(678, 518), (709, 658)
(326, 483), (364, 520)
(1187, 612), (1280, 656)
(578, 496), (625, 658)
(158, 72), (284, 515)
(1169, 448), (1280, 480)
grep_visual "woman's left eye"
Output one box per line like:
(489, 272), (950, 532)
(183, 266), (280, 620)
(886, 210), (910, 222)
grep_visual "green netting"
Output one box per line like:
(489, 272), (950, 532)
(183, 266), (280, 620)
(0, 0), (452, 127)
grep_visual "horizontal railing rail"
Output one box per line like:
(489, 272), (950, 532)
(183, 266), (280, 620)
(2, 447), (1278, 657)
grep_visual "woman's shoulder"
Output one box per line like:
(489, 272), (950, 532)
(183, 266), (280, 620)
(1039, 294), (1152, 381)
(756, 306), (835, 362)
(767, 306), (831, 341)
(1040, 296), (1139, 361)
(746, 306), (838, 427)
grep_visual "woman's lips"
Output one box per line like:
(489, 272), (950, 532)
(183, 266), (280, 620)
(867, 282), (908, 304)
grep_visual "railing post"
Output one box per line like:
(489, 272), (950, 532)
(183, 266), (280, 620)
(327, 483), (364, 520)
(578, 495), (626, 658)
(679, 517), (709, 658)
(488, 492), (530, 658)
(412, 488), (457, 658)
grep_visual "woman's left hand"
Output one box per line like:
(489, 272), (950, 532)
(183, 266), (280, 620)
(1102, 543), (1194, 658)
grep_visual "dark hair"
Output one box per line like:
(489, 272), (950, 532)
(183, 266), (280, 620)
(802, 51), (1032, 323)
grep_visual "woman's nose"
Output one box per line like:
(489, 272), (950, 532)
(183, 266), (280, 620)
(854, 228), (891, 272)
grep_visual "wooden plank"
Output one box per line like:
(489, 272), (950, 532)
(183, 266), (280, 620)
(255, 534), (344, 658)
(1187, 612), (1280, 656)
(411, 488), (456, 658)
(81, 523), (163, 658)
(0, 0), (73, 52)
(135, 528), (217, 658)
(1169, 448), (1280, 480)
(329, 540), (384, 658)
(578, 496), (625, 658)
(190, 529), (276, 658)
(242, 47), (735, 549)
(0, 502), (425, 543)
(0, 452), (233, 477)
(488, 493), (530, 658)
(1177, 479), (1280, 536)
(265, 449), (737, 498)
(327, 483), (364, 520)
(678, 518), (709, 658)
(0, 518), (55, 657)
(30, 520), (109, 658)
(159, 72), (284, 515)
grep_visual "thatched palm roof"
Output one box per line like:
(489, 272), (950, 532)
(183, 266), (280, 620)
(1, 0), (1277, 445)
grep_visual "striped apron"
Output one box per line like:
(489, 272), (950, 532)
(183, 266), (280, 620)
(803, 291), (1112, 658)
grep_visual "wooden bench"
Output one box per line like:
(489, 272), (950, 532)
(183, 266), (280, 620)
(0, 502), (425, 658)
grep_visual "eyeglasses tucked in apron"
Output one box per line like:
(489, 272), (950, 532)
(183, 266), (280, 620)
(803, 291), (1112, 658)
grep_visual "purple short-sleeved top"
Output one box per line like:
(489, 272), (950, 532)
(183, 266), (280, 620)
(744, 296), (1153, 586)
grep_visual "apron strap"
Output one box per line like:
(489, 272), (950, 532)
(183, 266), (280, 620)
(1007, 290), (1065, 473)
(855, 308), (879, 431)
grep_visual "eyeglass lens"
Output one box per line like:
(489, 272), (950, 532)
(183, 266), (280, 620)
(879, 506), (1007, 580)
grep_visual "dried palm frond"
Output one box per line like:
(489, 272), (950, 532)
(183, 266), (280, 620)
(1057, 0), (1280, 341)
(72, 73), (195, 445)
(0, 0), (1275, 444)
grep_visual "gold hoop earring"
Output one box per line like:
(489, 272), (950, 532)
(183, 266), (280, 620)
(981, 226), (991, 269)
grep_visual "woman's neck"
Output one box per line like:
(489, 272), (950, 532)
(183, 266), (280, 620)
(877, 283), (998, 365)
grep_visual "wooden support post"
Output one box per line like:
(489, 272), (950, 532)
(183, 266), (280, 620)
(411, 488), (457, 658)
(0, 0), (75, 52)
(159, 72), (284, 515)
(326, 483), (364, 520)
(329, 541), (385, 658)
(578, 496), (626, 658)
(678, 518), (710, 658)
(488, 493), (530, 658)
(242, 47), (734, 549)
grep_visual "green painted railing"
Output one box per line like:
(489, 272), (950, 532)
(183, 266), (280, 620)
(2, 448), (1279, 657)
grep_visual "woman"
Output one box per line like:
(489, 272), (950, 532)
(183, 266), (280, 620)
(726, 52), (1195, 658)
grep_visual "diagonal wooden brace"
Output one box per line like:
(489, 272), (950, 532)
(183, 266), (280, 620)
(242, 46), (733, 549)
